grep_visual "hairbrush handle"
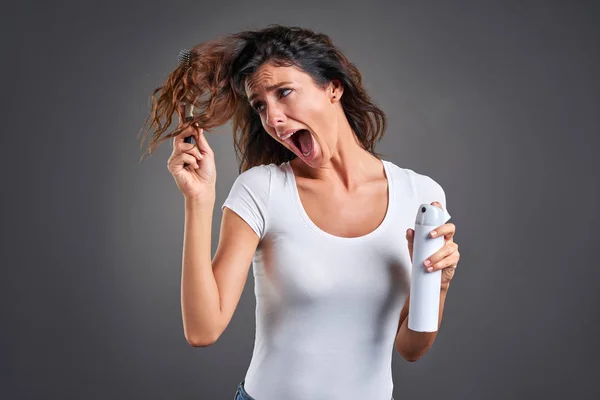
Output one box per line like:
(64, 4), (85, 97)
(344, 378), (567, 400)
(183, 122), (194, 144)
(183, 103), (195, 144)
(182, 103), (196, 166)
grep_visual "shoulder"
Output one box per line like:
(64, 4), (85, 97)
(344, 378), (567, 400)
(384, 160), (451, 221)
(383, 160), (447, 199)
(235, 163), (272, 184)
(222, 164), (274, 240)
(228, 163), (273, 196)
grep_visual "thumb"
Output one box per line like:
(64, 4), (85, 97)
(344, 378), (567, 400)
(431, 201), (442, 209)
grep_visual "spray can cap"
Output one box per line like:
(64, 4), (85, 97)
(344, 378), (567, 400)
(415, 204), (446, 226)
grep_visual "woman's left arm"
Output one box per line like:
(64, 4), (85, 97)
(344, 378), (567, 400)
(394, 201), (460, 362)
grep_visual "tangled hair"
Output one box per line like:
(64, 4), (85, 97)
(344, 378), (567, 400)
(138, 25), (387, 173)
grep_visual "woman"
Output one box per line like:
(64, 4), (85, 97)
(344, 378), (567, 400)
(140, 25), (460, 400)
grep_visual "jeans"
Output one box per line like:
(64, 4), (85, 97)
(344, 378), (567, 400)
(233, 381), (256, 400)
(233, 380), (394, 400)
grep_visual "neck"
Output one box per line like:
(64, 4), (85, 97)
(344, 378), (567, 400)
(292, 116), (382, 191)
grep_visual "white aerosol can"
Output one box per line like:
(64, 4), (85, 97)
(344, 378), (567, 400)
(408, 204), (446, 332)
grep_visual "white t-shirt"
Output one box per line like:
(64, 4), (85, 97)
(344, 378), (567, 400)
(221, 159), (451, 400)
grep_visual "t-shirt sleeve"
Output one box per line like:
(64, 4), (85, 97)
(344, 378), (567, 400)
(414, 173), (452, 223)
(221, 165), (271, 240)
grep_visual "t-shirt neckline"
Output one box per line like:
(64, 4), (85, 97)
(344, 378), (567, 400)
(284, 159), (394, 242)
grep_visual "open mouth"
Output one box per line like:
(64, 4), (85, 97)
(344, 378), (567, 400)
(285, 129), (315, 158)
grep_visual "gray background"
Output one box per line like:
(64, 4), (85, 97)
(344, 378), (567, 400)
(2, 0), (599, 399)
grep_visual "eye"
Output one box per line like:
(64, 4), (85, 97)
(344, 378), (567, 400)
(250, 88), (293, 114)
(278, 88), (292, 98)
(252, 101), (265, 113)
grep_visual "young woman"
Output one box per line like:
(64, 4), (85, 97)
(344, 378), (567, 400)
(140, 25), (460, 400)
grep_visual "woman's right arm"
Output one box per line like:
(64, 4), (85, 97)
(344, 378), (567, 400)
(180, 195), (219, 346)
(181, 197), (259, 347)
(168, 122), (259, 346)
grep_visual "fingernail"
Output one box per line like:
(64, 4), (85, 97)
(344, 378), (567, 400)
(430, 231), (437, 237)
(424, 259), (431, 266)
(427, 267), (433, 272)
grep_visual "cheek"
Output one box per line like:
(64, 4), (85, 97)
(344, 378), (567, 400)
(262, 122), (277, 138)
(255, 113), (274, 135)
(294, 95), (333, 128)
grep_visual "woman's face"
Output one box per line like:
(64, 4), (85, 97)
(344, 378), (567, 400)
(244, 63), (343, 166)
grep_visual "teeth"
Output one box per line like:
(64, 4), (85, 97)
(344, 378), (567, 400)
(281, 131), (296, 140)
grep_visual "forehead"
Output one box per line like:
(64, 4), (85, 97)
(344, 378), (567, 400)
(244, 64), (306, 96)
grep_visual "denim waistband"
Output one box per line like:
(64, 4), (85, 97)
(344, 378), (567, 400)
(234, 380), (255, 400)
(234, 380), (394, 400)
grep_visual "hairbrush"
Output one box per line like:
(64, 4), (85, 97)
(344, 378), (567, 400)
(178, 49), (196, 167)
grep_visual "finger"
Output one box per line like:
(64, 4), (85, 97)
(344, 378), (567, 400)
(179, 153), (200, 170)
(173, 124), (198, 147)
(177, 141), (203, 159)
(405, 228), (414, 241)
(429, 223), (455, 239)
(194, 128), (214, 156)
(180, 145), (203, 164)
(423, 242), (458, 268)
(175, 133), (203, 169)
(189, 144), (203, 161)
(427, 253), (460, 273)
(169, 152), (196, 170)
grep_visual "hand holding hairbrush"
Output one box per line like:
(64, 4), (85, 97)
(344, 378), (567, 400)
(165, 48), (217, 199)
(168, 100), (217, 199)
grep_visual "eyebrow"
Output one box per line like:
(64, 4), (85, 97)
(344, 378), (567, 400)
(247, 81), (293, 104)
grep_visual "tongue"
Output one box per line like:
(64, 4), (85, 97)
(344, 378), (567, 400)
(297, 130), (313, 154)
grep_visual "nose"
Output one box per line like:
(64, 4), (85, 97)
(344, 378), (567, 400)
(265, 103), (286, 128)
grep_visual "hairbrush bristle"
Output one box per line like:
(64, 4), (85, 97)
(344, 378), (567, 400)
(177, 49), (192, 68)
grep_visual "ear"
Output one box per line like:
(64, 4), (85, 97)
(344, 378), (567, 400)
(328, 79), (344, 103)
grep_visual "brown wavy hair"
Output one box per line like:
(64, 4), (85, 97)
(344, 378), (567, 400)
(138, 25), (387, 173)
